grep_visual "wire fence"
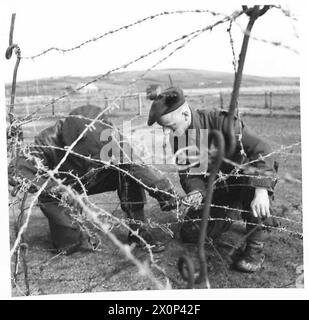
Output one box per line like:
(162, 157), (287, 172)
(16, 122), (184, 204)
(6, 5), (302, 295)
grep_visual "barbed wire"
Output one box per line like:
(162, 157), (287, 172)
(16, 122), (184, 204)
(21, 9), (225, 60)
(10, 185), (302, 227)
(45, 170), (172, 290)
(119, 216), (303, 239)
(9, 187), (302, 290)
(229, 9), (299, 54)
(274, 5), (299, 39)
(249, 35), (299, 54)
(16, 138), (295, 198)
(20, 5), (299, 62)
(9, 6), (300, 130)
(11, 9), (245, 127)
(9, 168), (171, 290)
(7, 95), (300, 288)
(9, 128), (303, 292)
(9, 138), (302, 243)
(20, 137), (302, 189)
(272, 4), (299, 22)
(7, 5), (302, 293)
(227, 20), (237, 74)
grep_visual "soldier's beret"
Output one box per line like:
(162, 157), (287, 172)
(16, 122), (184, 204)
(147, 86), (185, 126)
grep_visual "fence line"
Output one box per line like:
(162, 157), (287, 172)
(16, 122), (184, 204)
(6, 90), (300, 121)
(6, 6), (302, 294)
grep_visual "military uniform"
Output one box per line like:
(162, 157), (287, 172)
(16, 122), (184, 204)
(174, 107), (277, 245)
(9, 105), (176, 253)
(147, 86), (278, 272)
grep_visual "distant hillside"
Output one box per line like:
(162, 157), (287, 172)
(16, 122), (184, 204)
(108, 68), (299, 89)
(6, 68), (299, 97)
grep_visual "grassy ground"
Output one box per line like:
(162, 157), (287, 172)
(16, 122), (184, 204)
(9, 109), (302, 295)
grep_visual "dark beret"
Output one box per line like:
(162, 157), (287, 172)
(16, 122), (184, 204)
(147, 86), (185, 126)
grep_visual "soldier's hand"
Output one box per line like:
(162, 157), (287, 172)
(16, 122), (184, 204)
(157, 188), (181, 212)
(8, 175), (38, 195)
(183, 190), (203, 210)
(160, 200), (176, 211)
(50, 185), (82, 211)
(250, 187), (270, 218)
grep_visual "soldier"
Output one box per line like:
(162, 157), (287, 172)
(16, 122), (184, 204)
(8, 105), (177, 254)
(147, 86), (278, 272)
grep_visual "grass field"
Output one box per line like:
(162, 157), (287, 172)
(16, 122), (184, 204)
(8, 108), (302, 295)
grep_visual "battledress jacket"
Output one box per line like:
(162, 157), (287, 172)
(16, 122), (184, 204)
(9, 105), (172, 196)
(172, 107), (278, 196)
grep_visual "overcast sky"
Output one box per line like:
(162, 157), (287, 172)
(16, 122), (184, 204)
(0, 0), (302, 82)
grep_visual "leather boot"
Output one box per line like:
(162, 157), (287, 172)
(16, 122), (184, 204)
(234, 241), (265, 273)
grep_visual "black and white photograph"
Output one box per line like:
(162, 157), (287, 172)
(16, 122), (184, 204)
(0, 0), (306, 299)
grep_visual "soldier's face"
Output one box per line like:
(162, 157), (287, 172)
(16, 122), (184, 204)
(158, 108), (191, 136)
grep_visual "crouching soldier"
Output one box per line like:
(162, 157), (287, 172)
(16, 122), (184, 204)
(147, 87), (278, 272)
(8, 105), (177, 254)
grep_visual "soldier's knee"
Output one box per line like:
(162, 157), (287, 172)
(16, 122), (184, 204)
(49, 222), (85, 254)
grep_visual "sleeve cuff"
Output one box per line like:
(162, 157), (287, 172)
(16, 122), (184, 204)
(247, 176), (277, 191)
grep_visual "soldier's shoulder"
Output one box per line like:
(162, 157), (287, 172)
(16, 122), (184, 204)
(68, 104), (110, 122)
(35, 118), (64, 144)
(65, 105), (113, 128)
(216, 108), (239, 120)
(196, 107), (225, 118)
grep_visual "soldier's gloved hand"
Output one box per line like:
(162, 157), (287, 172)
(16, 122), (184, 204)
(183, 190), (203, 210)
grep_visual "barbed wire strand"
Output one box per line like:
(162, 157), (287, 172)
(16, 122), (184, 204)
(10, 139), (302, 242)
(10, 10), (245, 126)
(44, 171), (171, 290)
(229, 7), (299, 54)
(8, 13), (248, 256)
(7, 6), (302, 292)
(11, 157), (171, 289)
(21, 9), (226, 60)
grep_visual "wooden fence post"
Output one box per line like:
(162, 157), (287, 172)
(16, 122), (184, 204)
(36, 79), (39, 95)
(51, 99), (55, 116)
(26, 82), (29, 97)
(202, 95), (206, 106)
(67, 96), (71, 112)
(264, 91), (269, 109)
(104, 96), (108, 111)
(269, 91), (273, 116)
(219, 92), (224, 109)
(137, 93), (142, 115)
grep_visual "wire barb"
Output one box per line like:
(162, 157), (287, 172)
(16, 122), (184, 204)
(7, 6), (302, 294)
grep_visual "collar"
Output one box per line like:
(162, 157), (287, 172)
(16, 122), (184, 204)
(188, 106), (200, 130)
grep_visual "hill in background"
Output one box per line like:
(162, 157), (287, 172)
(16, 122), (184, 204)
(5, 68), (299, 97)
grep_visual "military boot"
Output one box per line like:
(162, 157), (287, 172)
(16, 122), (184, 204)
(234, 241), (265, 273)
